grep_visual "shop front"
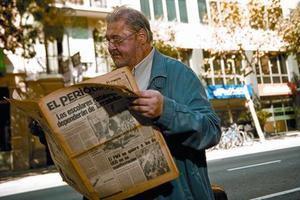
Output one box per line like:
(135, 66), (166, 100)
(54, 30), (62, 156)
(257, 83), (296, 133)
(207, 84), (253, 127)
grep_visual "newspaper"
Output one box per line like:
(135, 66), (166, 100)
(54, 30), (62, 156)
(9, 67), (179, 200)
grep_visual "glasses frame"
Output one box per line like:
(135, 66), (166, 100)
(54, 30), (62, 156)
(105, 32), (137, 47)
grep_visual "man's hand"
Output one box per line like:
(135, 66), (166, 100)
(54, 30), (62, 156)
(130, 90), (164, 119)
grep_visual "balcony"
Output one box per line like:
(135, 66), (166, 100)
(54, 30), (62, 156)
(62, 0), (107, 8)
(55, 0), (117, 18)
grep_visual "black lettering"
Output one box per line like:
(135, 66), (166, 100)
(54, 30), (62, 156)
(60, 96), (68, 106)
(47, 100), (60, 111)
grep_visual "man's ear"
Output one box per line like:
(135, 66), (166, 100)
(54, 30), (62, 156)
(137, 28), (148, 44)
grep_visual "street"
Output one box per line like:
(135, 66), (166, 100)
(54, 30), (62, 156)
(208, 146), (300, 200)
(0, 186), (82, 200)
(1, 146), (300, 200)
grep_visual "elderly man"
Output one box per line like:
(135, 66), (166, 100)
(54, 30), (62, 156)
(103, 6), (221, 200)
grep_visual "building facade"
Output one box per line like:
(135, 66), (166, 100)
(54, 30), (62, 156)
(0, 0), (299, 171)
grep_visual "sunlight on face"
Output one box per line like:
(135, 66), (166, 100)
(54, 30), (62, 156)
(106, 20), (140, 69)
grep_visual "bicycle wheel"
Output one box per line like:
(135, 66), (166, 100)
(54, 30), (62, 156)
(244, 131), (254, 145)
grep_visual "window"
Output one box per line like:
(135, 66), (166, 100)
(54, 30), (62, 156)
(282, 77), (288, 83)
(260, 55), (270, 75)
(255, 62), (261, 75)
(166, 0), (176, 21)
(256, 52), (288, 84)
(279, 54), (287, 74)
(153, 0), (164, 19)
(140, 0), (151, 19)
(140, 0), (188, 23)
(270, 56), (279, 74)
(178, 0), (188, 23)
(202, 50), (243, 85)
(213, 59), (221, 72)
(273, 76), (280, 83)
(215, 78), (223, 84)
(205, 77), (213, 85)
(263, 77), (271, 83)
(92, 0), (107, 7)
(197, 0), (207, 23)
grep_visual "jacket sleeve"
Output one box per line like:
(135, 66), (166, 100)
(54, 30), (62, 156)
(155, 68), (221, 151)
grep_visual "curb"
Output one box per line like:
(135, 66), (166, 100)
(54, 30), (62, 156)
(206, 131), (300, 161)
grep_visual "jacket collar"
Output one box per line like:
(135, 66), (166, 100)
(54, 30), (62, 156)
(148, 48), (167, 90)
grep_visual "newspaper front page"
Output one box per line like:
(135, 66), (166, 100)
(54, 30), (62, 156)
(20, 67), (178, 200)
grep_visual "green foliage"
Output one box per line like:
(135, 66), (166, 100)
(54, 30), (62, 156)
(238, 108), (271, 129)
(208, 0), (282, 30)
(237, 111), (252, 124)
(153, 39), (191, 62)
(203, 0), (284, 78)
(0, 0), (71, 58)
(277, 2), (300, 59)
(248, 0), (282, 30)
(238, 94), (272, 129)
(237, 112), (252, 124)
(251, 94), (272, 129)
(256, 110), (272, 128)
(93, 20), (109, 59)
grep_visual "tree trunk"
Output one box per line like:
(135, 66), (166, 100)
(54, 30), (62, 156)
(44, 37), (50, 74)
(294, 95), (300, 130)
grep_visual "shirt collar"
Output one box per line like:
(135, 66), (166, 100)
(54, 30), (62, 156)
(132, 48), (155, 75)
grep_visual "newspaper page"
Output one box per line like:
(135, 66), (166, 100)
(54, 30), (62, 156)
(37, 67), (178, 200)
(71, 52), (83, 84)
(7, 90), (91, 196)
(82, 66), (139, 92)
(61, 59), (72, 86)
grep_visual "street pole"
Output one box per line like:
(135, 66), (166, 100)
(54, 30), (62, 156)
(243, 84), (265, 142)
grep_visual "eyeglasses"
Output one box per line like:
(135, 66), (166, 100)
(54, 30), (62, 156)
(105, 32), (137, 47)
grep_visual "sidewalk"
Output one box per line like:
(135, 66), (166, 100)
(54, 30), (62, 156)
(206, 131), (300, 161)
(1, 131), (300, 197)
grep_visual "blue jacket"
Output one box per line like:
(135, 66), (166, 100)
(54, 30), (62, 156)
(131, 49), (221, 200)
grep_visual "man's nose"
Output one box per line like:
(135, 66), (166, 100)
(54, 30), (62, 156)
(108, 42), (117, 50)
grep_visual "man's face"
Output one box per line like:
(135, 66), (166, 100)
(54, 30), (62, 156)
(106, 20), (141, 68)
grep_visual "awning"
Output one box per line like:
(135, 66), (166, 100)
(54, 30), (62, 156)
(257, 83), (292, 97)
(207, 84), (253, 100)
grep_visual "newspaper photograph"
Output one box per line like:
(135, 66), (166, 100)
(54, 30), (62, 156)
(75, 126), (172, 199)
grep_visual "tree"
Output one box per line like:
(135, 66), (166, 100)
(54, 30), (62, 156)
(93, 20), (113, 72)
(0, 0), (71, 73)
(277, 2), (300, 60)
(152, 28), (191, 62)
(204, 0), (284, 76)
(149, 21), (192, 62)
(202, 0), (285, 141)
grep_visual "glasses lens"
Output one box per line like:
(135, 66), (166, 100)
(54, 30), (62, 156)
(104, 32), (136, 46)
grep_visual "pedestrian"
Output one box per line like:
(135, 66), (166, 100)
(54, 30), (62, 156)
(103, 6), (222, 200)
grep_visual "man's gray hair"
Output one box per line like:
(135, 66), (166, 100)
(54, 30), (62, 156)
(106, 6), (153, 42)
